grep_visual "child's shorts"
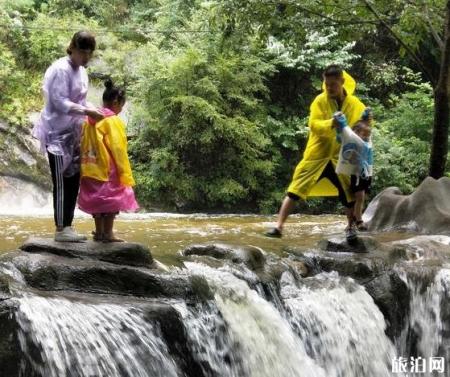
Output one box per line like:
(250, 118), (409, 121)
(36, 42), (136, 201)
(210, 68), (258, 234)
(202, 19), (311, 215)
(350, 175), (372, 193)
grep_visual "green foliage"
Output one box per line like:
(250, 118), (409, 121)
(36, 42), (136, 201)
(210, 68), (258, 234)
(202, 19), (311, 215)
(372, 84), (433, 194)
(0, 0), (445, 213)
(26, 13), (98, 70)
(266, 29), (359, 72)
(129, 39), (277, 210)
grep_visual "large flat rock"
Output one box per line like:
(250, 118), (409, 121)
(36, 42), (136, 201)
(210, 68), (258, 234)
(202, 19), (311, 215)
(21, 237), (153, 268)
(181, 243), (265, 270)
(317, 235), (381, 254)
(3, 251), (192, 299)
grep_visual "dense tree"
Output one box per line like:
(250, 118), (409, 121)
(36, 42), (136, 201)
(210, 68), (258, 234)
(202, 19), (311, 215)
(0, 0), (443, 211)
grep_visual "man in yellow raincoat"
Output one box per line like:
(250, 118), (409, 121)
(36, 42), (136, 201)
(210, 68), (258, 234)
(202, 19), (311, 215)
(266, 65), (366, 238)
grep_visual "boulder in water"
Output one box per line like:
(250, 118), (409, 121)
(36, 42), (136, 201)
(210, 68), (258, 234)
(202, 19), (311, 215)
(21, 237), (154, 268)
(5, 251), (192, 299)
(181, 243), (266, 270)
(364, 177), (450, 234)
(318, 235), (380, 253)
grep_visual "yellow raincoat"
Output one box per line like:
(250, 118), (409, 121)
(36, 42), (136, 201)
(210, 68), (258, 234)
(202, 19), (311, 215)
(287, 71), (365, 201)
(80, 115), (135, 186)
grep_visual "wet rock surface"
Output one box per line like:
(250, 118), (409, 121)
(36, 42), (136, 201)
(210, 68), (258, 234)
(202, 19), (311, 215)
(318, 235), (381, 254)
(0, 239), (204, 377)
(285, 233), (450, 340)
(364, 177), (450, 234)
(21, 237), (154, 268)
(1, 247), (191, 300)
(0, 300), (21, 377)
(182, 243), (266, 270)
(0, 233), (448, 375)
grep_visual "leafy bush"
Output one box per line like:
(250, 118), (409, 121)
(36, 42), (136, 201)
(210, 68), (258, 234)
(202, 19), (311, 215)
(371, 83), (433, 195)
(129, 41), (277, 211)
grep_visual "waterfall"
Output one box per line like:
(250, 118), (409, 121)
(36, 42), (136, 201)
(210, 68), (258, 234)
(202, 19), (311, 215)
(11, 259), (446, 377)
(182, 262), (326, 377)
(396, 267), (450, 376)
(15, 295), (181, 377)
(0, 177), (52, 215)
(279, 270), (397, 377)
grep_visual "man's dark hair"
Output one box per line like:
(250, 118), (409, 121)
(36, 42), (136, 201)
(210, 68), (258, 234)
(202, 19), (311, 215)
(67, 31), (96, 55)
(323, 64), (343, 78)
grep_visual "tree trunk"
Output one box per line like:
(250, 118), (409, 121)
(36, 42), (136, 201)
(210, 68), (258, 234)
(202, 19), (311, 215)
(429, 0), (450, 178)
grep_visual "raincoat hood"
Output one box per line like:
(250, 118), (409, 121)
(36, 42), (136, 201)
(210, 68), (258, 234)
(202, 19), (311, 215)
(287, 70), (365, 202)
(321, 70), (356, 96)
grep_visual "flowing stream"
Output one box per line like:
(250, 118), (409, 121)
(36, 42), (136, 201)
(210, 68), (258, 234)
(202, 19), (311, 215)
(0, 180), (448, 376)
(8, 257), (449, 376)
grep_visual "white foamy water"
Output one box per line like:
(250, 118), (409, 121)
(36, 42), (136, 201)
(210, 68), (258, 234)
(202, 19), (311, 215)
(183, 262), (326, 377)
(396, 268), (450, 376)
(0, 177), (52, 216)
(15, 295), (181, 377)
(279, 271), (397, 377)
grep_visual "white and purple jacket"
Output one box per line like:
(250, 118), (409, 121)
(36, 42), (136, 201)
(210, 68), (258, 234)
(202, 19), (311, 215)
(33, 56), (89, 176)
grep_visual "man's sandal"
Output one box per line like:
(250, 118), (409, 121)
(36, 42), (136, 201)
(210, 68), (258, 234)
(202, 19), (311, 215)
(355, 221), (368, 231)
(265, 228), (282, 238)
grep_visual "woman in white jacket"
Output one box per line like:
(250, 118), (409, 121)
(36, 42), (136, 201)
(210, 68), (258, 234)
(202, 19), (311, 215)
(33, 31), (104, 242)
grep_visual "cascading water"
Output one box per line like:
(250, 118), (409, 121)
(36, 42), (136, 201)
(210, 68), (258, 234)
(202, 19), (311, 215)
(181, 262), (326, 377)
(8, 257), (449, 377)
(396, 267), (450, 376)
(179, 262), (400, 377)
(15, 295), (181, 377)
(279, 270), (397, 377)
(0, 177), (52, 216)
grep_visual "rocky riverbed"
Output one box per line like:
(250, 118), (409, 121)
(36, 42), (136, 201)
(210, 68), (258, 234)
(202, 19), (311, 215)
(0, 230), (447, 376)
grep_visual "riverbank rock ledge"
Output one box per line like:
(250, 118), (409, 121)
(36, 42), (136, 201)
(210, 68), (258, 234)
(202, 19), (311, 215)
(21, 237), (153, 268)
(364, 177), (450, 234)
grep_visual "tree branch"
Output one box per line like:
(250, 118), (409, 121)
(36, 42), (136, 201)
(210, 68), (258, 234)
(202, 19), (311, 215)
(423, 2), (444, 52)
(361, 0), (437, 86)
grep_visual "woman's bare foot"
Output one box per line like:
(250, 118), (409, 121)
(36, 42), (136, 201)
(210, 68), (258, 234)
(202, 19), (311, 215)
(102, 233), (125, 243)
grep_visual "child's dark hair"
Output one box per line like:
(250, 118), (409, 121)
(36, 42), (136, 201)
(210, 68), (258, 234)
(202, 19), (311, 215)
(323, 64), (343, 78)
(67, 31), (96, 55)
(102, 79), (126, 105)
(353, 120), (371, 134)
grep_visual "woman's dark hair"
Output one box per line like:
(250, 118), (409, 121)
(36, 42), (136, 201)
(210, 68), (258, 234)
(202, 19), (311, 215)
(67, 31), (96, 55)
(323, 64), (343, 78)
(103, 78), (126, 105)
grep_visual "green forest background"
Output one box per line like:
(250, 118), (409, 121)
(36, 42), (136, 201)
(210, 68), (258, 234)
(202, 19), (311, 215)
(0, 0), (444, 213)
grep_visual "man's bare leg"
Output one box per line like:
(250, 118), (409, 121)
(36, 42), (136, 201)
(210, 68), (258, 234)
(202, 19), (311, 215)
(353, 191), (368, 230)
(353, 191), (365, 222)
(266, 195), (297, 238)
(277, 196), (297, 231)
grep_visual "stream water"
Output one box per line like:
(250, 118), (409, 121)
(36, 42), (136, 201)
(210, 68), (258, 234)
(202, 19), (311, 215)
(0, 198), (448, 376)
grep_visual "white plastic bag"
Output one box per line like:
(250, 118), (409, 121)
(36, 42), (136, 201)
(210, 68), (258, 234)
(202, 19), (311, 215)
(333, 111), (373, 178)
(336, 126), (373, 177)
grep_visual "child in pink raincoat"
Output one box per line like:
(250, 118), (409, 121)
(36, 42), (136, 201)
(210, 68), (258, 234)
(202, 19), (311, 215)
(78, 79), (138, 242)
